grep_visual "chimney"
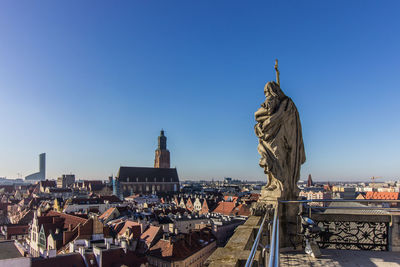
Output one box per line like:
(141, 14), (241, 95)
(121, 240), (127, 253)
(79, 247), (85, 256)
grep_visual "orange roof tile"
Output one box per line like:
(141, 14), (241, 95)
(118, 220), (141, 236)
(141, 225), (161, 246)
(212, 202), (236, 216)
(99, 207), (116, 220)
(149, 228), (215, 261)
(365, 192), (399, 200)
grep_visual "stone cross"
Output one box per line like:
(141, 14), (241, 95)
(274, 59), (280, 86)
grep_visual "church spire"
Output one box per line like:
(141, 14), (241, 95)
(307, 174), (314, 187)
(158, 129), (167, 150)
(155, 129), (170, 168)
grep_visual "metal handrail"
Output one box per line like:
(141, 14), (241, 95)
(268, 206), (279, 267)
(274, 217), (280, 267)
(244, 199), (398, 266)
(305, 206), (400, 210)
(279, 199), (400, 203)
(279, 199), (400, 212)
(244, 212), (268, 267)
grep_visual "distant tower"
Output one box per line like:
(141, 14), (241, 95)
(39, 153), (46, 180)
(154, 130), (170, 168)
(307, 174), (314, 187)
(25, 153), (46, 181)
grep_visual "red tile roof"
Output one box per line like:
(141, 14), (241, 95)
(365, 192), (399, 200)
(99, 207), (117, 220)
(212, 202), (236, 216)
(141, 225), (161, 246)
(45, 210), (87, 229)
(232, 204), (251, 217)
(118, 220), (141, 238)
(149, 228), (215, 261)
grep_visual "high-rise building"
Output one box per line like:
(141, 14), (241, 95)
(154, 130), (170, 168)
(25, 153), (46, 181)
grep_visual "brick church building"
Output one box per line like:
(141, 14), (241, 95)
(114, 130), (180, 198)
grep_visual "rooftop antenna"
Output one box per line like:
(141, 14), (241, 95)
(274, 59), (280, 86)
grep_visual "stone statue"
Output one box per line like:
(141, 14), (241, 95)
(255, 69), (305, 201)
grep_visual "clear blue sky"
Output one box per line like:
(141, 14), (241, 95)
(1, 1), (399, 181)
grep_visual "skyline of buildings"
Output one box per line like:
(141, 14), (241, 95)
(1, 147), (399, 183)
(2, 2), (400, 182)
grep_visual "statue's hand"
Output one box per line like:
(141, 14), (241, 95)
(255, 106), (269, 118)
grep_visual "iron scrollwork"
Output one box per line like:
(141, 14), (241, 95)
(309, 221), (389, 251)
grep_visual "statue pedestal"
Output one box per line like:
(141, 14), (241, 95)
(252, 186), (302, 250)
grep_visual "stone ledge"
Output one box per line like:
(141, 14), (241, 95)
(205, 216), (264, 267)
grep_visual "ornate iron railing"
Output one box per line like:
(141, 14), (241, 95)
(244, 199), (399, 266)
(310, 219), (389, 251)
(280, 199), (398, 252)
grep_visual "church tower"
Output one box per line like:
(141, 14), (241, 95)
(307, 174), (314, 187)
(154, 130), (170, 168)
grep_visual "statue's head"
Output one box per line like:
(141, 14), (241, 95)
(263, 81), (286, 115)
(264, 81), (286, 100)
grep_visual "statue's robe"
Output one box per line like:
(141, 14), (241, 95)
(255, 86), (305, 199)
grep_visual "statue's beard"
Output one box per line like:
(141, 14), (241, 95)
(263, 97), (280, 115)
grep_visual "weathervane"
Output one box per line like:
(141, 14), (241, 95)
(274, 59), (280, 86)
